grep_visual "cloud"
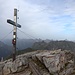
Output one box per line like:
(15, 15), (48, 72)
(0, 0), (75, 40)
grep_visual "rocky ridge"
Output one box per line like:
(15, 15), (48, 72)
(0, 49), (75, 75)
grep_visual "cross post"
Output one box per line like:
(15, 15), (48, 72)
(7, 8), (21, 61)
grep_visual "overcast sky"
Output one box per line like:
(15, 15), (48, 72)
(1, 0), (75, 41)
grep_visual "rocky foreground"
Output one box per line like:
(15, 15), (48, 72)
(0, 49), (75, 75)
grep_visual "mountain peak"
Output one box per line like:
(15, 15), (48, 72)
(0, 50), (75, 75)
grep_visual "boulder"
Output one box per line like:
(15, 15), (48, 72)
(0, 50), (75, 75)
(42, 50), (74, 75)
(3, 56), (28, 75)
(3, 62), (12, 75)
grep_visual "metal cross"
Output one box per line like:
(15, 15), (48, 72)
(7, 8), (21, 61)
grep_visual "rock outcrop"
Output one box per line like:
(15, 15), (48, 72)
(0, 49), (75, 75)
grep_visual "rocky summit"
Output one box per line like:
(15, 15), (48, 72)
(0, 49), (75, 75)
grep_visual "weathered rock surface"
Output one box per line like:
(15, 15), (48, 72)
(0, 49), (75, 75)
(2, 56), (28, 75)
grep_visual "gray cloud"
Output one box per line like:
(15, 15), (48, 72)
(0, 0), (75, 41)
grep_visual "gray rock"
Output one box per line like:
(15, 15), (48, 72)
(3, 56), (28, 74)
(3, 62), (12, 75)
(1, 50), (75, 75)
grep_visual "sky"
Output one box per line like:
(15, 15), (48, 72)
(0, 0), (75, 41)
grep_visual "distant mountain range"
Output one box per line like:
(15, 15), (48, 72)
(1, 39), (75, 60)
(32, 40), (75, 52)
(0, 39), (40, 60)
(0, 41), (12, 60)
(0, 39), (51, 60)
(3, 39), (38, 50)
(3, 39), (51, 50)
